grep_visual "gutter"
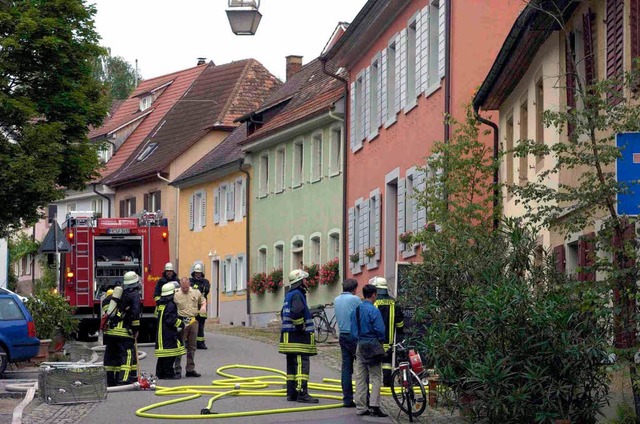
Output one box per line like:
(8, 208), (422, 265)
(238, 160), (252, 327)
(319, 58), (349, 282)
(473, 104), (500, 230)
(92, 183), (111, 218)
(443, 0), (451, 209)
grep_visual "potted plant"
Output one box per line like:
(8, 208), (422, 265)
(24, 290), (79, 361)
(303, 264), (320, 288)
(266, 268), (283, 293)
(249, 272), (267, 295)
(398, 231), (414, 244)
(349, 253), (360, 264)
(318, 258), (340, 285)
(364, 247), (376, 258)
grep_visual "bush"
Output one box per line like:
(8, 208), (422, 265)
(318, 258), (340, 285)
(266, 268), (283, 293)
(303, 264), (320, 288)
(24, 291), (79, 340)
(401, 219), (610, 423)
(249, 272), (267, 295)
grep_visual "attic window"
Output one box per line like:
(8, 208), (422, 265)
(140, 95), (153, 111)
(137, 142), (158, 161)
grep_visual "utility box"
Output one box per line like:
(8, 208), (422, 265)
(38, 363), (107, 404)
(616, 132), (640, 216)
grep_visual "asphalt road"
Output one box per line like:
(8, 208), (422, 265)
(80, 332), (392, 424)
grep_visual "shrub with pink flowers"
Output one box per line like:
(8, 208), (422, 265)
(265, 268), (283, 293)
(303, 264), (320, 288)
(249, 272), (267, 295)
(318, 257), (340, 285)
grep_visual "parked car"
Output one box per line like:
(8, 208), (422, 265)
(0, 290), (40, 375)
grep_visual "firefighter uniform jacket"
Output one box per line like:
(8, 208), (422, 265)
(278, 287), (317, 356)
(104, 287), (141, 339)
(154, 271), (179, 301)
(155, 297), (186, 357)
(189, 277), (210, 313)
(374, 291), (404, 351)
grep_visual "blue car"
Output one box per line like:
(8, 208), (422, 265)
(0, 289), (40, 375)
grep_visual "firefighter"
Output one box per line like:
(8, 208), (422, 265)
(103, 271), (141, 387)
(279, 269), (318, 404)
(189, 263), (210, 350)
(101, 289), (114, 347)
(155, 282), (186, 379)
(154, 262), (179, 303)
(370, 276), (404, 387)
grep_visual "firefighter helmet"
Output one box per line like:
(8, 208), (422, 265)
(123, 271), (140, 287)
(369, 276), (388, 290)
(164, 262), (174, 272)
(286, 269), (309, 288)
(193, 264), (203, 274)
(106, 289), (114, 297)
(161, 282), (176, 297)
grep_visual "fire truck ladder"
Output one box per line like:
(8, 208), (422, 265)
(73, 220), (93, 308)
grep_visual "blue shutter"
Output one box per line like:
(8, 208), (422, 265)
(415, 12), (423, 97)
(394, 33), (402, 114)
(397, 178), (406, 253)
(374, 192), (381, 261)
(200, 190), (207, 227)
(421, 6), (430, 92)
(381, 49), (388, 124)
(188, 195), (194, 230)
(214, 187), (220, 224)
(231, 258), (237, 292)
(349, 82), (358, 152)
(399, 29), (408, 110)
(438, 1), (446, 79)
(361, 200), (370, 265)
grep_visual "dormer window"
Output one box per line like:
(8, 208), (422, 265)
(137, 142), (158, 161)
(140, 95), (152, 111)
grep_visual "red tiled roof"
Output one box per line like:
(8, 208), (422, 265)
(241, 58), (345, 145)
(103, 59), (280, 186)
(97, 64), (209, 180)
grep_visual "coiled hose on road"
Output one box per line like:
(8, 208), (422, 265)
(135, 364), (396, 420)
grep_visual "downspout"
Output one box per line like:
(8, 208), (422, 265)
(473, 104), (500, 230)
(92, 183), (111, 218)
(443, 0), (452, 208)
(238, 161), (252, 327)
(320, 58), (349, 279)
(156, 173), (179, 271)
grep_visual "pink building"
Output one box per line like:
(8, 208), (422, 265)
(322, 0), (522, 291)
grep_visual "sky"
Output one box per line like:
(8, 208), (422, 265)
(91, 0), (368, 82)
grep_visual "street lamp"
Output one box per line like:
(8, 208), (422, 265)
(226, 0), (262, 36)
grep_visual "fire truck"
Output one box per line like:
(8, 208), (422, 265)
(60, 211), (169, 342)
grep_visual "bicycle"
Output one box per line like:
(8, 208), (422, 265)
(390, 340), (428, 422)
(309, 303), (336, 343)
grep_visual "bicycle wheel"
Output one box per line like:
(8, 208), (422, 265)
(390, 367), (427, 417)
(313, 315), (331, 343)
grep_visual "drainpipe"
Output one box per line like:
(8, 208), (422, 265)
(92, 183), (111, 218)
(319, 57), (349, 279)
(443, 0), (452, 208)
(238, 161), (252, 327)
(156, 173), (179, 271)
(473, 104), (500, 230)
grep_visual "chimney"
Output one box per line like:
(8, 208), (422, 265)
(197, 57), (207, 66)
(285, 55), (303, 81)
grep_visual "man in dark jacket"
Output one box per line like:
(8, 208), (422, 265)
(371, 276), (404, 387)
(189, 263), (210, 349)
(155, 282), (186, 379)
(103, 272), (141, 386)
(279, 269), (318, 404)
(154, 262), (179, 303)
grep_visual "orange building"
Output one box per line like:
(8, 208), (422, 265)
(322, 0), (523, 291)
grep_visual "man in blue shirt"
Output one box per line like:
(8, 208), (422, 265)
(351, 284), (388, 417)
(333, 278), (362, 407)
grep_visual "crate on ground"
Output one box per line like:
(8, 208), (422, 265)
(38, 363), (108, 405)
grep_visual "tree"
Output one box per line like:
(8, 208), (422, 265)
(0, 0), (109, 235)
(93, 51), (141, 100)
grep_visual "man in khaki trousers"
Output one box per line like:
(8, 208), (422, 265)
(174, 277), (206, 377)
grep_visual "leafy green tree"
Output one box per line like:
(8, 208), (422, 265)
(0, 0), (108, 235)
(93, 51), (141, 100)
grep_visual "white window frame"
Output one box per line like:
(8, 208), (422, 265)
(91, 198), (103, 214)
(25, 253), (32, 275)
(140, 95), (152, 111)
(234, 178), (243, 221)
(292, 139), (304, 188)
(275, 146), (286, 193)
(311, 132), (323, 183)
(194, 191), (204, 231)
(125, 198), (135, 217)
(259, 153), (269, 198)
(291, 236), (304, 270)
(219, 184), (228, 224)
(328, 230), (340, 261)
(236, 254), (246, 291)
(427, 0), (440, 88)
(258, 246), (267, 274)
(149, 191), (160, 212)
(274, 242), (284, 270)
(310, 233), (321, 265)
(225, 256), (233, 293)
(67, 203), (77, 214)
(329, 125), (342, 177)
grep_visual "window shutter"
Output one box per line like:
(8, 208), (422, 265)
(228, 185), (235, 220)
(394, 33), (402, 114)
(583, 10), (596, 86)
(189, 195), (194, 230)
(348, 207), (355, 256)
(214, 187), (220, 224)
(349, 82), (358, 152)
(119, 200), (125, 218)
(421, 5), (430, 92)
(374, 193), (381, 262)
(415, 12), (423, 97)
(578, 233), (596, 282)
(380, 49), (388, 124)
(438, 0), (446, 79)
(606, 0), (624, 101)
(221, 260), (227, 292)
(565, 35), (576, 136)
(364, 67), (370, 140)
(143, 193), (149, 211)
(156, 190), (162, 211)
(397, 177), (406, 253)
(553, 245), (566, 273)
(414, 170), (427, 228)
(200, 190), (207, 227)
(399, 29), (407, 109)
(632, 0), (640, 63)
(240, 179), (246, 217)
(130, 197), (136, 215)
(359, 203), (367, 267)
(231, 258), (237, 292)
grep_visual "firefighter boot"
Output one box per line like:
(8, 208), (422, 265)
(286, 380), (297, 401)
(197, 342), (208, 350)
(297, 382), (319, 404)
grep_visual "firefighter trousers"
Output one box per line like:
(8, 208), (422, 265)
(196, 315), (207, 347)
(285, 354), (310, 397)
(104, 335), (137, 386)
(156, 356), (177, 379)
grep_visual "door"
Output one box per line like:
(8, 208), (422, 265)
(209, 259), (219, 318)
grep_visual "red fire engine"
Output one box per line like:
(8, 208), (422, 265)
(60, 211), (169, 342)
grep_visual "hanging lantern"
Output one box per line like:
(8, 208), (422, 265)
(226, 0), (262, 36)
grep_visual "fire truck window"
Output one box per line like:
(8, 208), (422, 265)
(95, 240), (142, 262)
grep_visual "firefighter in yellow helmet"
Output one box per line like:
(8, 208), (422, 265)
(279, 269), (318, 404)
(154, 262), (179, 303)
(189, 263), (210, 349)
(370, 276), (404, 387)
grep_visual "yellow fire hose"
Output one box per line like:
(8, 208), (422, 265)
(135, 364), (401, 419)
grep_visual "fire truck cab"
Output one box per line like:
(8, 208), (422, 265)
(61, 211), (169, 342)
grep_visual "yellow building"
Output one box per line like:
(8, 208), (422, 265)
(172, 125), (251, 325)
